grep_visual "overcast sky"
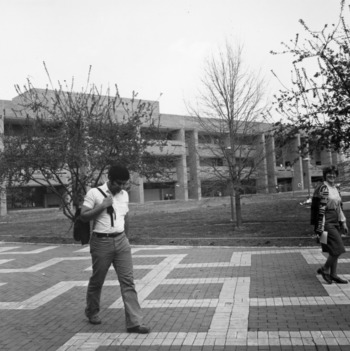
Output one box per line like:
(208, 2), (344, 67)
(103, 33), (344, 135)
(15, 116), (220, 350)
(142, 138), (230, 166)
(0, 0), (345, 116)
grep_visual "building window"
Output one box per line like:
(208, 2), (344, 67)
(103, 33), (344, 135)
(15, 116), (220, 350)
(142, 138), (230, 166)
(201, 180), (227, 197)
(235, 158), (254, 168)
(200, 158), (224, 167)
(143, 182), (175, 201)
(198, 134), (212, 144)
(285, 161), (292, 168)
(314, 150), (322, 165)
(236, 134), (255, 145)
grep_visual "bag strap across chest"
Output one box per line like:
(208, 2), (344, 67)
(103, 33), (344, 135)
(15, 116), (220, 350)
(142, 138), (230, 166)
(97, 187), (115, 227)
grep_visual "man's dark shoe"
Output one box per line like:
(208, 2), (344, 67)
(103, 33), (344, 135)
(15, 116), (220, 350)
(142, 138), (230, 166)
(127, 325), (150, 334)
(317, 267), (332, 284)
(86, 314), (102, 325)
(85, 308), (102, 325)
(331, 275), (348, 284)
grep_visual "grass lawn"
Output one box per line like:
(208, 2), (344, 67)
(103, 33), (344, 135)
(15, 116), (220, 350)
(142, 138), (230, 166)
(1, 191), (350, 247)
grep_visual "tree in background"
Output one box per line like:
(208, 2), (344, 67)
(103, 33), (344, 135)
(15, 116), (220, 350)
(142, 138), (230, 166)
(0, 66), (171, 221)
(272, 0), (350, 155)
(188, 43), (271, 228)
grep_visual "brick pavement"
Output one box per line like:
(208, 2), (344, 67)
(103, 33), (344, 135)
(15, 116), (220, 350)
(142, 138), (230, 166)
(1, 243), (350, 350)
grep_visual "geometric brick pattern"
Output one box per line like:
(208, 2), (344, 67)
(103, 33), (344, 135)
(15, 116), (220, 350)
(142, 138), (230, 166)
(1, 242), (350, 350)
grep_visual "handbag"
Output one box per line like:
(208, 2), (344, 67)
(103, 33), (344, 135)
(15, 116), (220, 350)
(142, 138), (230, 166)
(73, 208), (91, 245)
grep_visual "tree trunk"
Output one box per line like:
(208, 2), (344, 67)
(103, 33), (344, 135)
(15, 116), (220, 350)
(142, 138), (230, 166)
(230, 189), (236, 232)
(235, 192), (242, 227)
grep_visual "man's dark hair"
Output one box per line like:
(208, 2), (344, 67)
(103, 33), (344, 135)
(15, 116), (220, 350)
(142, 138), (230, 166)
(322, 165), (339, 180)
(108, 165), (130, 181)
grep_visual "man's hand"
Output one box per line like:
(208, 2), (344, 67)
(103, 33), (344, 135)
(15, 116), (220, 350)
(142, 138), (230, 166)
(81, 196), (113, 222)
(102, 196), (113, 209)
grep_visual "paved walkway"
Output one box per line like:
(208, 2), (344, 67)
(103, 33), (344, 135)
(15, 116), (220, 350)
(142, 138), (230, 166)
(1, 243), (350, 350)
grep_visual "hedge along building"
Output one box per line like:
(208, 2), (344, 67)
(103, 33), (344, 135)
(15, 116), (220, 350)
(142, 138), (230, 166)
(0, 92), (347, 215)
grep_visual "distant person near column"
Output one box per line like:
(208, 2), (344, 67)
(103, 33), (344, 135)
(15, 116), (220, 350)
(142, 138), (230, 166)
(311, 165), (348, 284)
(80, 164), (150, 334)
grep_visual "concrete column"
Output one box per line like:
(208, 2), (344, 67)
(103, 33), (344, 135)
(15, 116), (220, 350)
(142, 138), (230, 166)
(43, 194), (48, 208)
(331, 151), (339, 165)
(303, 156), (312, 197)
(265, 133), (277, 193)
(255, 133), (268, 193)
(175, 155), (188, 200)
(129, 172), (144, 204)
(187, 130), (201, 200)
(0, 113), (6, 216)
(174, 129), (188, 200)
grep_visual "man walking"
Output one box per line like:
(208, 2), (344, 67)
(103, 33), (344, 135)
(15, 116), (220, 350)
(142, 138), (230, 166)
(80, 164), (149, 334)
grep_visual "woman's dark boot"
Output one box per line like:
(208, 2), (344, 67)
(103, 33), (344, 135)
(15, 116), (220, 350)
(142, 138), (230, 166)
(317, 267), (333, 284)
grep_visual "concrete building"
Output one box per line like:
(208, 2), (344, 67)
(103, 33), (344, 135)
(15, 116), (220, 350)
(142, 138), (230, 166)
(0, 92), (347, 214)
(275, 133), (348, 195)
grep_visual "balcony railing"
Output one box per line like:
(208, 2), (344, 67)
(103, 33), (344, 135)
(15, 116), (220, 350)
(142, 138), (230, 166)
(146, 140), (186, 156)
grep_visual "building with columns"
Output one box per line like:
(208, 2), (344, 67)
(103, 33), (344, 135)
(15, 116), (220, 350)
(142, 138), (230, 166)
(0, 93), (347, 214)
(275, 133), (348, 194)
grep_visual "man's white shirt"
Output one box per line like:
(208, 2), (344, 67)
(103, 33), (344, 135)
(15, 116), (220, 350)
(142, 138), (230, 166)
(83, 182), (129, 233)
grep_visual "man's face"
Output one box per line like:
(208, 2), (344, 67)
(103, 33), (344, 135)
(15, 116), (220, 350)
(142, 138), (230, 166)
(108, 179), (129, 195)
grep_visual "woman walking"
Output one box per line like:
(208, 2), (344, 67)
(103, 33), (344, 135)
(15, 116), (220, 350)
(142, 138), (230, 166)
(312, 165), (348, 284)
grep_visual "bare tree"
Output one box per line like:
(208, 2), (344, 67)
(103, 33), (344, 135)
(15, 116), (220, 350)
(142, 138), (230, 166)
(188, 43), (271, 227)
(0, 66), (173, 221)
